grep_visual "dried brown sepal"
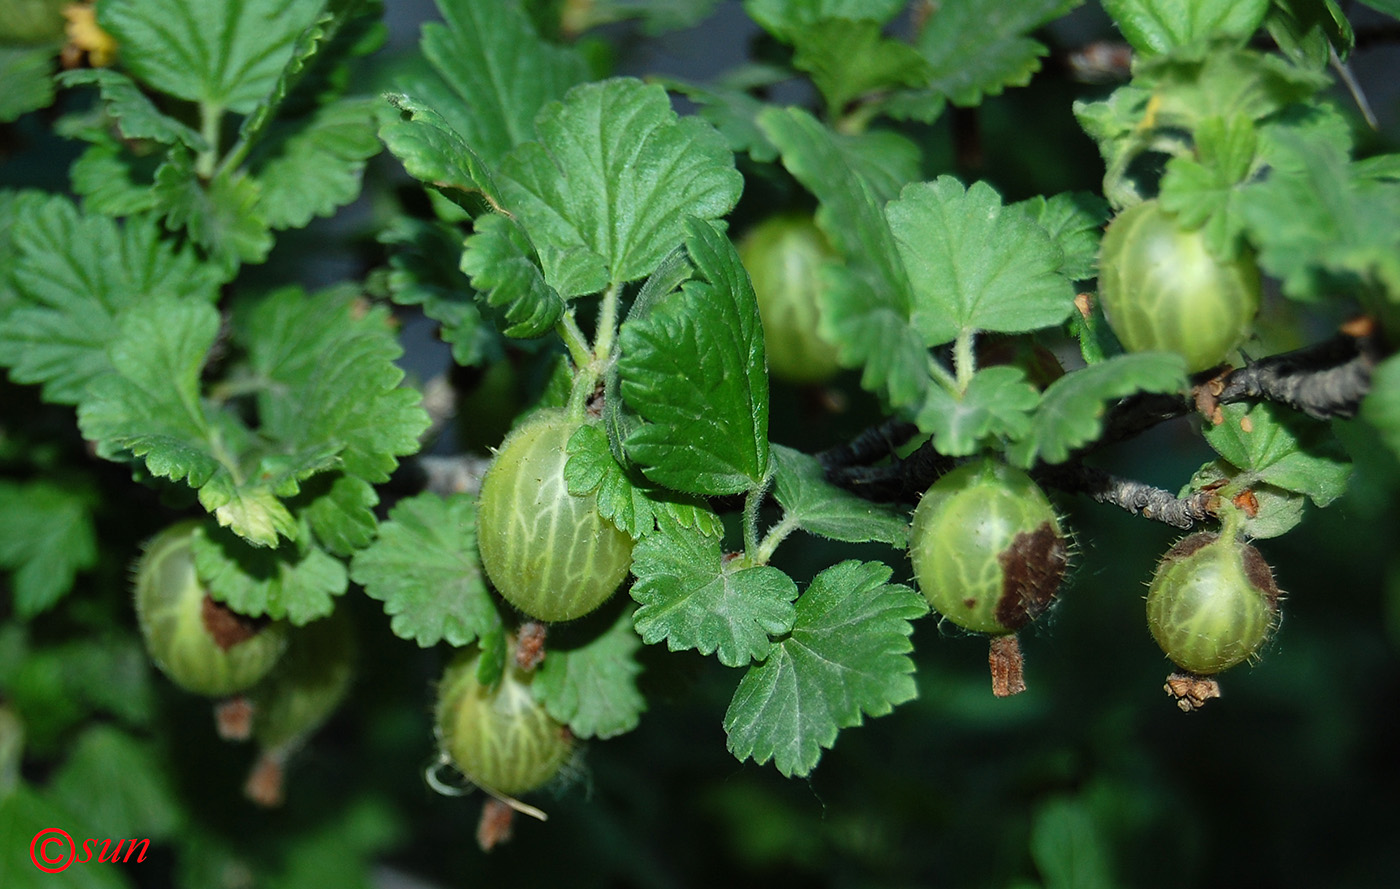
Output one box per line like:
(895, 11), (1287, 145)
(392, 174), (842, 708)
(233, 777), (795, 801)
(477, 798), (516, 852)
(1340, 315), (1375, 338)
(201, 595), (269, 651)
(989, 634), (1027, 697)
(244, 751), (286, 807)
(994, 523), (1068, 631)
(1232, 489), (1260, 518)
(215, 696), (254, 741)
(1164, 672), (1222, 712)
(515, 622), (548, 672)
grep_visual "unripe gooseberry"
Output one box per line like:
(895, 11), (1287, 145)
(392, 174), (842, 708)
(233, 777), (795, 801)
(477, 410), (634, 623)
(249, 608), (355, 752)
(1097, 198), (1260, 372)
(134, 522), (287, 696)
(435, 647), (573, 798)
(909, 459), (1069, 635)
(737, 214), (842, 384)
(1146, 532), (1281, 675)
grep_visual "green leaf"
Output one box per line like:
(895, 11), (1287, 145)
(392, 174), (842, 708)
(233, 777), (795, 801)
(253, 96), (381, 230)
(0, 481), (97, 617)
(50, 727), (183, 840)
(788, 19), (932, 115)
(1185, 459), (1305, 539)
(535, 607), (646, 740)
(1363, 354), (1400, 460)
(56, 69), (206, 148)
(0, 786), (131, 889)
(1013, 191), (1111, 283)
(1203, 402), (1352, 506)
(68, 142), (162, 216)
(154, 154), (274, 271)
(460, 213), (569, 338)
(1237, 129), (1400, 299)
(498, 78), (743, 293)
(1133, 47), (1330, 125)
(631, 521), (798, 667)
(914, 0), (1080, 106)
(744, 0), (905, 33)
(886, 176), (1075, 345)
(98, 0), (324, 114)
(193, 524), (348, 625)
(349, 493), (499, 648)
(1159, 113), (1259, 258)
(758, 106), (927, 410)
(916, 365), (1041, 457)
(1101, 0), (1271, 54)
(619, 219), (771, 496)
(1265, 0), (1354, 69)
(770, 445), (910, 548)
(379, 93), (506, 215)
(1030, 796), (1115, 889)
(379, 216), (495, 366)
(723, 560), (925, 777)
(658, 78), (779, 164)
(233, 286), (428, 487)
(565, 423), (714, 539)
(1360, 0), (1400, 17)
(0, 197), (220, 404)
(401, 0), (588, 169)
(1009, 352), (1189, 466)
(295, 472), (379, 556)
(0, 45), (54, 123)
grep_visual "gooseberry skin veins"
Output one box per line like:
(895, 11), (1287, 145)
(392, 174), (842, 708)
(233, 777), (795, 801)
(1098, 199), (1261, 373)
(477, 411), (634, 623)
(1146, 532), (1280, 676)
(435, 648), (573, 798)
(134, 522), (288, 697)
(909, 459), (1067, 636)
(738, 214), (842, 385)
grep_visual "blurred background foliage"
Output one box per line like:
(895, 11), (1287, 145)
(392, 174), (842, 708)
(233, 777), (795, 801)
(2, 2), (1400, 888)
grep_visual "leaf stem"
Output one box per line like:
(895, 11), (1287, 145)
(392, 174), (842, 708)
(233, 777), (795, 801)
(741, 469), (775, 563)
(593, 282), (622, 363)
(197, 103), (224, 179)
(754, 513), (802, 566)
(953, 329), (976, 392)
(557, 310), (593, 369)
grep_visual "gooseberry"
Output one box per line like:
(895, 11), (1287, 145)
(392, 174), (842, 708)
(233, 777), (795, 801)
(435, 646), (573, 798)
(476, 410), (634, 623)
(909, 459), (1069, 635)
(1098, 199), (1260, 373)
(134, 522), (287, 697)
(1146, 532), (1281, 676)
(737, 213), (842, 384)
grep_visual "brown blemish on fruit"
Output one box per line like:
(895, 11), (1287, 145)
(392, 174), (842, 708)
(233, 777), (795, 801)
(1239, 542), (1281, 608)
(994, 523), (1067, 631)
(989, 634), (1027, 697)
(1162, 531), (1217, 564)
(201, 595), (270, 651)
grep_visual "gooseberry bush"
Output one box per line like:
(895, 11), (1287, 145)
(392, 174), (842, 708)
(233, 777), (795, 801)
(3, 0), (1400, 885)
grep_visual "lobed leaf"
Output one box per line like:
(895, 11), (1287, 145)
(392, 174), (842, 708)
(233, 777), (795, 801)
(1013, 191), (1110, 283)
(886, 176), (1075, 347)
(56, 69), (206, 148)
(193, 524), (348, 625)
(349, 493), (499, 648)
(619, 219), (771, 496)
(1204, 402), (1352, 506)
(0, 481), (98, 618)
(917, 366), (1041, 457)
(535, 607), (647, 740)
(98, 0), (324, 114)
(631, 521), (798, 667)
(253, 97), (382, 230)
(402, 0), (589, 169)
(460, 213), (569, 338)
(379, 93), (506, 215)
(498, 78), (743, 294)
(788, 19), (932, 115)
(723, 560), (925, 777)
(770, 446), (910, 548)
(0, 197), (220, 404)
(1009, 352), (1189, 467)
(1102, 0), (1271, 55)
(1159, 114), (1260, 258)
(914, 0), (1080, 106)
